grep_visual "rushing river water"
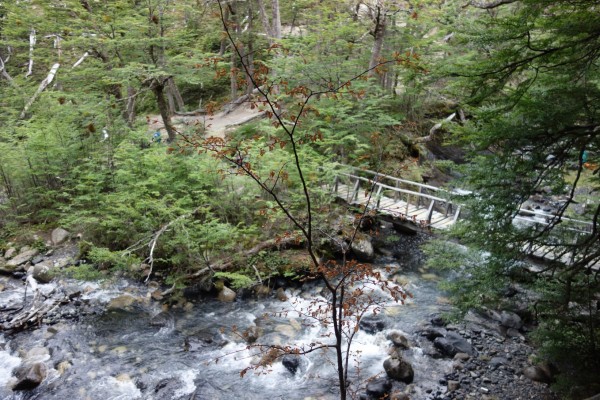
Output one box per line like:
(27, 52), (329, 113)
(0, 235), (455, 400)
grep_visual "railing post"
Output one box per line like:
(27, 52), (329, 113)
(427, 200), (435, 225)
(405, 194), (410, 214)
(375, 184), (383, 210)
(452, 205), (461, 223)
(332, 176), (339, 194)
(444, 201), (452, 216)
(351, 178), (360, 202)
(417, 186), (422, 209)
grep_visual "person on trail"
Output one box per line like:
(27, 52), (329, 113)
(153, 131), (162, 144)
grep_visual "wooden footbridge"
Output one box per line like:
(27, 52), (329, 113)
(331, 166), (596, 267)
(331, 167), (462, 230)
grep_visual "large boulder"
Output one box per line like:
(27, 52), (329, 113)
(51, 228), (70, 246)
(359, 314), (386, 334)
(31, 261), (53, 283)
(500, 310), (523, 330)
(12, 362), (47, 391)
(218, 286), (236, 302)
(5, 249), (39, 269)
(433, 332), (476, 357)
(387, 331), (410, 349)
(351, 236), (375, 261)
(383, 357), (414, 384)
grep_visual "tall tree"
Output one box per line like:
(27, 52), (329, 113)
(441, 0), (600, 393)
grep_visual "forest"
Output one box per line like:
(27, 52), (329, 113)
(0, 0), (599, 399)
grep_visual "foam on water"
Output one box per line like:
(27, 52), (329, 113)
(0, 349), (20, 390)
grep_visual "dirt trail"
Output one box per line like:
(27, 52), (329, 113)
(147, 103), (264, 140)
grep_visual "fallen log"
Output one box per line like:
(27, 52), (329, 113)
(187, 236), (303, 279)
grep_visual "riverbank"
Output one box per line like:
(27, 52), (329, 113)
(0, 229), (564, 399)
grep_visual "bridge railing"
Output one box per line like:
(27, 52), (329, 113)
(515, 208), (594, 234)
(331, 166), (462, 226)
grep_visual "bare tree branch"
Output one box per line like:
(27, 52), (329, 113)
(20, 63), (60, 119)
(465, 0), (517, 9)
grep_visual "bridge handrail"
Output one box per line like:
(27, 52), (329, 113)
(338, 173), (449, 203)
(515, 209), (594, 233)
(344, 166), (445, 192)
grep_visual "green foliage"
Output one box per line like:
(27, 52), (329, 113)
(213, 271), (255, 290)
(59, 263), (105, 281)
(87, 246), (141, 273)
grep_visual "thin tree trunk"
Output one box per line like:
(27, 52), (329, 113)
(26, 28), (36, 78)
(125, 86), (137, 128)
(152, 80), (177, 143)
(219, 7), (230, 56)
(257, 0), (273, 44)
(230, 50), (238, 100)
(245, 1), (255, 96)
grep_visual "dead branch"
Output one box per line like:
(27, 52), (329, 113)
(145, 206), (203, 283)
(20, 63), (60, 119)
(1, 275), (75, 333)
(72, 52), (89, 68)
(0, 53), (16, 86)
(26, 28), (36, 78)
(465, 0), (517, 9)
(413, 112), (456, 143)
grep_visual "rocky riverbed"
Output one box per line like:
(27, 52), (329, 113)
(0, 229), (565, 399)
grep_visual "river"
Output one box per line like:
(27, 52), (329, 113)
(0, 233), (456, 400)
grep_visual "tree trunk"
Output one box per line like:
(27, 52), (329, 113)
(125, 86), (137, 128)
(368, 7), (386, 77)
(152, 80), (177, 143)
(245, 2), (255, 95)
(230, 50), (238, 100)
(257, 0), (273, 44)
(272, 0), (282, 40)
(167, 77), (185, 111)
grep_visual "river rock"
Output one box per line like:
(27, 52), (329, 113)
(107, 294), (139, 310)
(12, 362), (47, 391)
(366, 378), (392, 399)
(351, 236), (375, 261)
(0, 257), (10, 273)
(359, 314), (386, 334)
(218, 285), (236, 302)
(242, 325), (262, 344)
(500, 310), (523, 330)
(383, 356), (414, 383)
(149, 311), (173, 327)
(6, 249), (39, 268)
(387, 331), (410, 349)
(4, 247), (17, 259)
(253, 284), (271, 298)
(433, 331), (476, 357)
(51, 228), (70, 246)
(523, 365), (553, 383)
(276, 287), (287, 301)
(420, 326), (446, 340)
(31, 261), (54, 282)
(282, 354), (305, 375)
(447, 380), (460, 392)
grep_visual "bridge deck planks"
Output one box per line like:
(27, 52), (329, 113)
(333, 183), (453, 230)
